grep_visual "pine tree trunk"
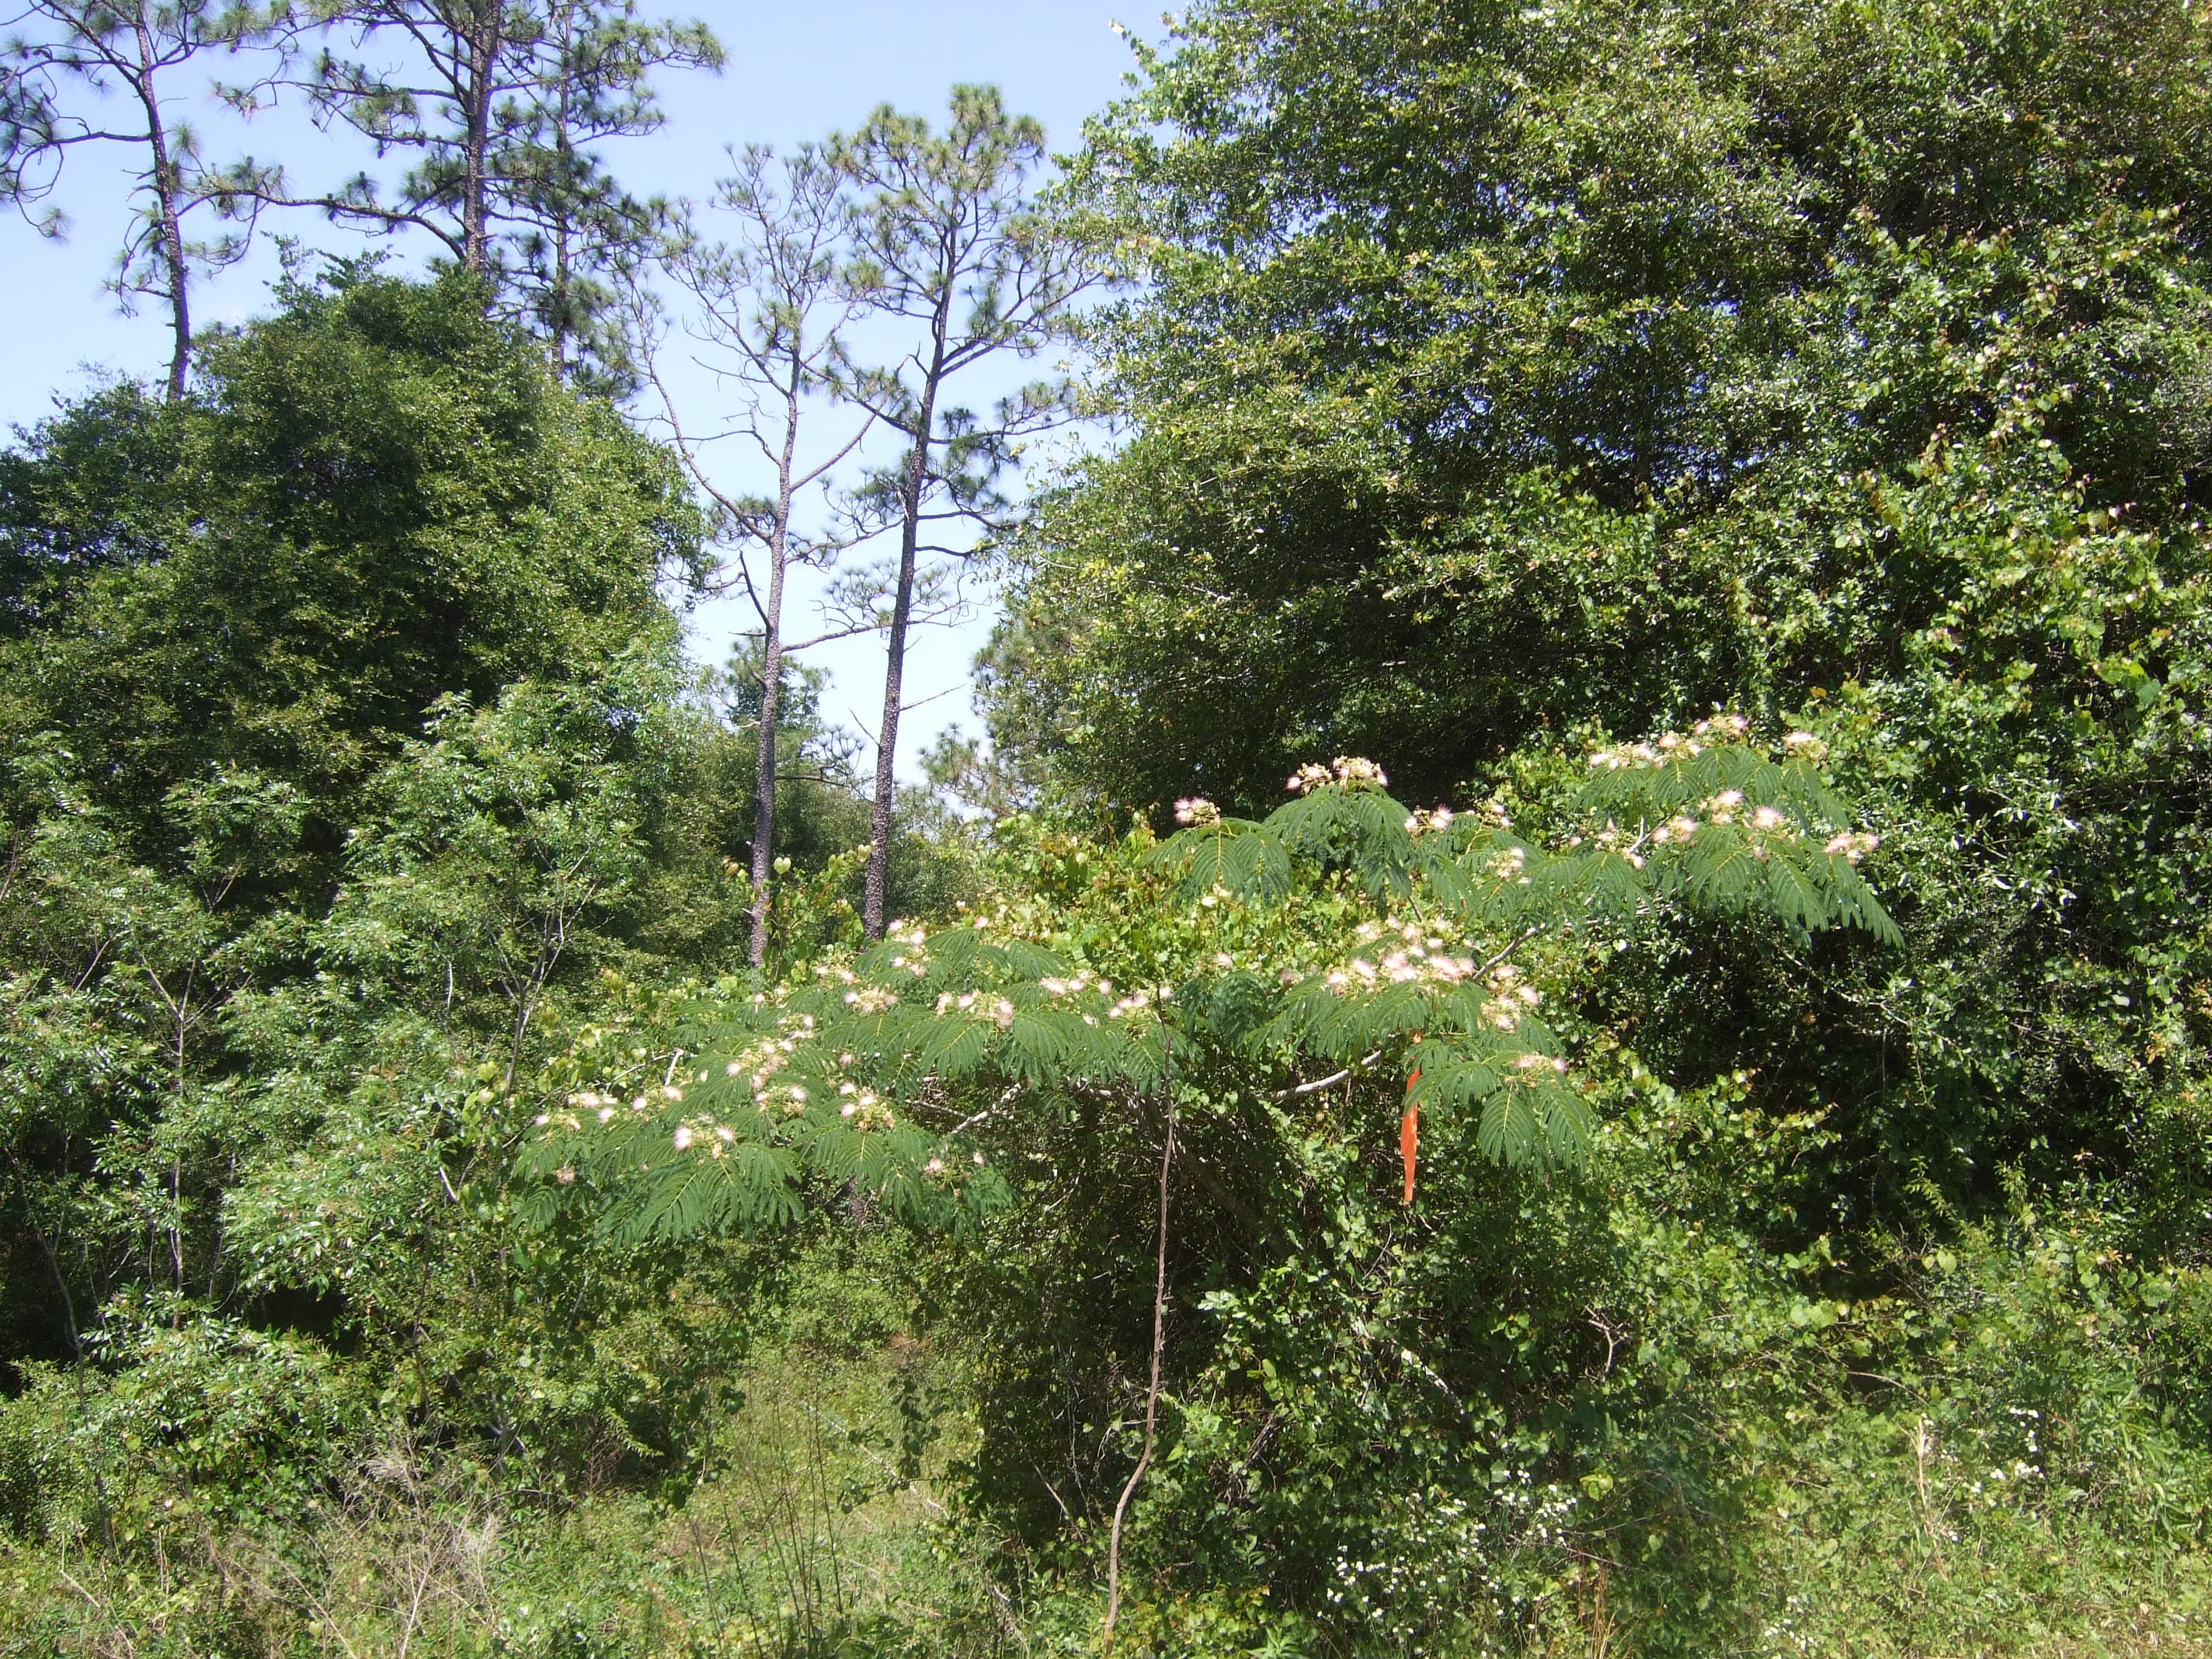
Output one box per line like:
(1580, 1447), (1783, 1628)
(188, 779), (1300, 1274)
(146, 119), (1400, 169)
(748, 528), (792, 966)
(130, 9), (191, 398)
(461, 6), (502, 272)
(863, 275), (952, 941)
(863, 428), (929, 940)
(750, 352), (809, 965)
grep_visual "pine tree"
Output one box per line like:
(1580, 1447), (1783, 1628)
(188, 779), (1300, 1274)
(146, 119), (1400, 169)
(233, 0), (718, 381)
(0, 0), (277, 395)
(643, 144), (878, 967)
(828, 85), (1087, 941)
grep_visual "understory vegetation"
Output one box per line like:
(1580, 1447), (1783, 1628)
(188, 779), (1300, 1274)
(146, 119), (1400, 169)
(8, 0), (2212, 1654)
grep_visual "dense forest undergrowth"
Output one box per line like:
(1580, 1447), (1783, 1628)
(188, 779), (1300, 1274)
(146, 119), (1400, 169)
(8, 0), (2212, 1653)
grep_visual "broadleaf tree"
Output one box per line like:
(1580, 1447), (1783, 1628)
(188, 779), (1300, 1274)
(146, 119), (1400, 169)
(528, 718), (1897, 1629)
(1001, 0), (2212, 1223)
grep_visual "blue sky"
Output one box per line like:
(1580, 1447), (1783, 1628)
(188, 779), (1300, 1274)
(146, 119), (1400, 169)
(0, 0), (1156, 775)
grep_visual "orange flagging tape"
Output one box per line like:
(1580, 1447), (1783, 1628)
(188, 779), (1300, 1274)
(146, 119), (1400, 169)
(1401, 1042), (1422, 1204)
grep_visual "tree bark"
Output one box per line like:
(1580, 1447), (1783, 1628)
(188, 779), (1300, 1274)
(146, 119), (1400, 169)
(862, 426), (927, 941)
(1105, 1038), (1175, 1641)
(748, 352), (806, 965)
(130, 6), (191, 397)
(461, 3), (502, 271)
(862, 286), (951, 939)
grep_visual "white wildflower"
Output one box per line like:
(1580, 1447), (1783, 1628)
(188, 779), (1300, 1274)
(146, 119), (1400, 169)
(1782, 730), (1828, 761)
(1824, 831), (1880, 864)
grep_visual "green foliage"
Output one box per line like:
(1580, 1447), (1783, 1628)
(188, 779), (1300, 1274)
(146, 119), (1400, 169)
(1007, 0), (2212, 1232)
(0, 273), (922, 1630)
(12, 7), (2212, 1652)
(509, 725), (1908, 1649)
(534, 729), (1892, 1249)
(0, 263), (701, 904)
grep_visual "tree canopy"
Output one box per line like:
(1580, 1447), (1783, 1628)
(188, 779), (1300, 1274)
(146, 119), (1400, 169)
(1000, 0), (2212, 1214)
(9, 4), (2212, 1654)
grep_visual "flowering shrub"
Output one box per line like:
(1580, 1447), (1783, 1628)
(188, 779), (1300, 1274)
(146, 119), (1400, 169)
(513, 719), (1898, 1641)
(529, 718), (1891, 1235)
